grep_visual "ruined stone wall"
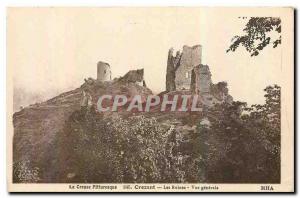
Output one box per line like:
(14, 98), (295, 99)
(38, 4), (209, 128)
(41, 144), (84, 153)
(120, 69), (145, 85)
(190, 66), (200, 95)
(97, 61), (111, 82)
(175, 45), (202, 90)
(166, 48), (177, 92)
(198, 65), (212, 93)
(190, 64), (212, 94)
(165, 45), (233, 105)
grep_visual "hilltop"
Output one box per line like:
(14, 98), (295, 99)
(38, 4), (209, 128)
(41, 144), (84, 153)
(13, 45), (280, 183)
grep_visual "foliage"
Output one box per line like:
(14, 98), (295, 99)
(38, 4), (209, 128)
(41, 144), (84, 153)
(198, 85), (280, 183)
(13, 160), (40, 183)
(227, 17), (281, 56)
(58, 85), (280, 183)
(59, 111), (173, 182)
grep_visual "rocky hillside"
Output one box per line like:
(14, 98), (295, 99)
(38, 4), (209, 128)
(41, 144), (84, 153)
(13, 77), (152, 182)
(12, 72), (220, 183)
(13, 73), (280, 183)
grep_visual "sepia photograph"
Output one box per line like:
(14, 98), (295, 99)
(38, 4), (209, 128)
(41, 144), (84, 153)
(6, 7), (294, 192)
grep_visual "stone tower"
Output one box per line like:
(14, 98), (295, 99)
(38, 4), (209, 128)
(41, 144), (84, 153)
(166, 45), (202, 91)
(175, 45), (202, 90)
(190, 64), (212, 94)
(166, 48), (178, 92)
(97, 61), (111, 82)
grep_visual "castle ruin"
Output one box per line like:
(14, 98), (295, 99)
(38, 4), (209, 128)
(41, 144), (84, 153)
(166, 45), (212, 94)
(96, 61), (147, 87)
(190, 64), (212, 94)
(95, 45), (231, 105)
(97, 61), (112, 82)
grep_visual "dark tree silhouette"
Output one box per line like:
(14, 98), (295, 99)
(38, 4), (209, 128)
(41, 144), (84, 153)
(227, 17), (281, 56)
(197, 85), (281, 183)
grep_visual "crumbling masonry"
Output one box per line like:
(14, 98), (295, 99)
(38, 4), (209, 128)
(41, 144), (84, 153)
(166, 45), (212, 94)
(97, 61), (112, 82)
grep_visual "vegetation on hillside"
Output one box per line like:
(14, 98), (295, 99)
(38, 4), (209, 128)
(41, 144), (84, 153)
(44, 85), (281, 183)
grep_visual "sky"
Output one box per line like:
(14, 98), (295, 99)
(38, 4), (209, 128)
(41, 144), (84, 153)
(8, 7), (284, 107)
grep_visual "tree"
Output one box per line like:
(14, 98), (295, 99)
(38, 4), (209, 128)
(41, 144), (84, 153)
(227, 17), (281, 56)
(198, 85), (281, 183)
(244, 84), (281, 182)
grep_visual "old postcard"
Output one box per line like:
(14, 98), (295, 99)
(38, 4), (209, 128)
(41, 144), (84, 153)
(7, 7), (294, 192)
